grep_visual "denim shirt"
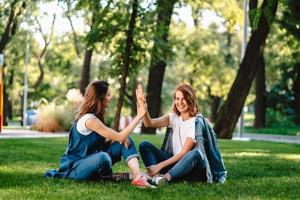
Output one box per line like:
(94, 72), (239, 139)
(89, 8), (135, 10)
(161, 114), (227, 183)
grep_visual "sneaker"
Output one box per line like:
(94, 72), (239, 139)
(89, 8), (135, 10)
(151, 176), (168, 187)
(131, 176), (156, 189)
(100, 173), (132, 182)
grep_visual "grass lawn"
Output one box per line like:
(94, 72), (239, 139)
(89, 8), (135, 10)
(244, 126), (300, 136)
(0, 135), (299, 200)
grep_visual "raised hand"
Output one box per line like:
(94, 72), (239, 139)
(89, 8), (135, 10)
(137, 96), (147, 119)
(135, 84), (145, 104)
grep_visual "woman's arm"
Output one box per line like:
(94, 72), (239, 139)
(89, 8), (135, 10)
(85, 115), (141, 142)
(143, 112), (170, 128)
(85, 99), (147, 142)
(147, 137), (195, 176)
(136, 83), (169, 128)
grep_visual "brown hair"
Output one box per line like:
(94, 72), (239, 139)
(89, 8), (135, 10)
(76, 80), (109, 123)
(172, 84), (198, 117)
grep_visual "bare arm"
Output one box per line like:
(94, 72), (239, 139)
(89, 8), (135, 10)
(147, 137), (195, 176)
(143, 112), (170, 128)
(85, 116), (142, 142)
(85, 95), (147, 142)
(135, 84), (170, 128)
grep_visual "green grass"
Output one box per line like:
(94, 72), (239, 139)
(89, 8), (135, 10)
(0, 135), (299, 199)
(244, 126), (300, 136)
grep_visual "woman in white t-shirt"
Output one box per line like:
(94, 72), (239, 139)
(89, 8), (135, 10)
(45, 80), (155, 188)
(138, 84), (206, 185)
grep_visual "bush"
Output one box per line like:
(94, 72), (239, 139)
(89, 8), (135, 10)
(32, 89), (83, 132)
(266, 108), (297, 128)
(32, 102), (75, 132)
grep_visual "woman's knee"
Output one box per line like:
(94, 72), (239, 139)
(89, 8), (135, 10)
(96, 152), (112, 168)
(139, 141), (153, 151)
(189, 150), (205, 167)
(127, 137), (135, 144)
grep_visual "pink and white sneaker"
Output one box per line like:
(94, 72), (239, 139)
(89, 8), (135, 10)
(131, 176), (156, 189)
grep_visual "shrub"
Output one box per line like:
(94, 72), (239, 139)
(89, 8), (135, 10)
(32, 89), (83, 132)
(266, 108), (297, 128)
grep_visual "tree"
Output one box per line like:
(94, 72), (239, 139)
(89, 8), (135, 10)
(0, 0), (26, 125)
(113, 0), (138, 130)
(141, 0), (177, 134)
(76, 0), (120, 94)
(32, 14), (56, 89)
(250, 0), (266, 128)
(213, 0), (278, 139)
(253, 54), (266, 128)
(278, 0), (300, 125)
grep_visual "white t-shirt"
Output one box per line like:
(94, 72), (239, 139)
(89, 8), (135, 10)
(169, 113), (196, 155)
(76, 113), (101, 135)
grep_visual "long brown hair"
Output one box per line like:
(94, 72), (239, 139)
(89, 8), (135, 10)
(172, 84), (199, 117)
(76, 80), (109, 123)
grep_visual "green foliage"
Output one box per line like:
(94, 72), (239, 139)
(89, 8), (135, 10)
(0, 136), (299, 199)
(265, 108), (297, 128)
(249, 8), (262, 30)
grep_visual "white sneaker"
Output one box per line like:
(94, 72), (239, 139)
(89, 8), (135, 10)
(151, 176), (168, 187)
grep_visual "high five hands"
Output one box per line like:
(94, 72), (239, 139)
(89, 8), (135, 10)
(135, 84), (147, 118)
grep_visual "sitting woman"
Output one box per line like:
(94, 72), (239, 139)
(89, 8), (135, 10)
(137, 84), (226, 185)
(45, 80), (154, 188)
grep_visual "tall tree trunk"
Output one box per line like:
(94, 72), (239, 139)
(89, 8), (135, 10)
(0, 1), (26, 125)
(113, 0), (138, 130)
(210, 96), (221, 122)
(293, 62), (300, 125)
(254, 54), (266, 128)
(32, 14), (56, 90)
(130, 77), (137, 116)
(3, 83), (12, 126)
(0, 1), (25, 53)
(79, 48), (93, 95)
(141, 0), (177, 134)
(213, 0), (278, 139)
(33, 58), (44, 89)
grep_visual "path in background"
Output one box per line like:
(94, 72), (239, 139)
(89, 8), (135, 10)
(233, 133), (300, 144)
(1, 129), (300, 144)
(0, 129), (68, 139)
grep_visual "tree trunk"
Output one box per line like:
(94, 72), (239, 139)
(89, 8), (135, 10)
(213, 0), (278, 139)
(113, 0), (138, 130)
(130, 78), (137, 116)
(0, 1), (25, 53)
(293, 62), (300, 125)
(141, 0), (177, 134)
(32, 14), (56, 90)
(3, 83), (12, 126)
(1, 1), (26, 125)
(33, 59), (44, 89)
(79, 48), (93, 95)
(210, 96), (221, 123)
(253, 54), (266, 128)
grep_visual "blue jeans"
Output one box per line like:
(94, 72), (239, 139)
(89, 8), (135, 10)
(139, 141), (206, 181)
(68, 137), (138, 180)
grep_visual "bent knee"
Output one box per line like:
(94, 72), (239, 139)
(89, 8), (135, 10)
(97, 152), (112, 167)
(190, 149), (206, 167)
(139, 141), (152, 151)
(127, 137), (135, 144)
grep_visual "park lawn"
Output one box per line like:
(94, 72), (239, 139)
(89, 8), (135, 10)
(244, 126), (300, 136)
(0, 135), (299, 200)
